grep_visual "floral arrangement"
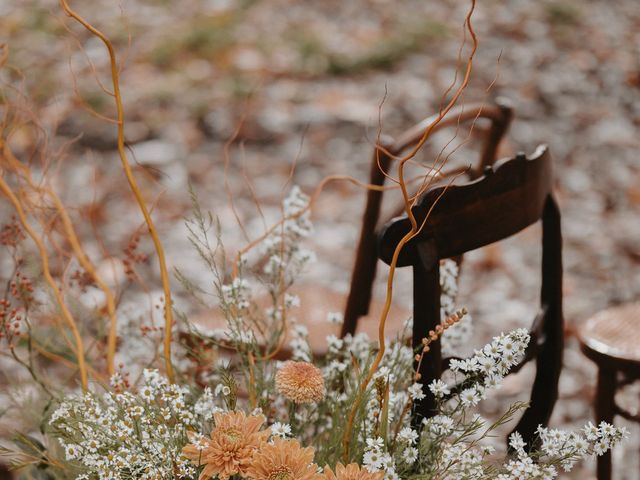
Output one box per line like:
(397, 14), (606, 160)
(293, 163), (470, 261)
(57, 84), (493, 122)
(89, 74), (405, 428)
(22, 188), (623, 480)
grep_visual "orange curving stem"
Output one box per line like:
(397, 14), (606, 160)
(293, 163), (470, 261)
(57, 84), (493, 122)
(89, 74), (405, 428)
(59, 0), (176, 382)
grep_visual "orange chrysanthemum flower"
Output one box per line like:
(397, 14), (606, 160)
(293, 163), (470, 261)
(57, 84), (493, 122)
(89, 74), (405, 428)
(182, 410), (270, 480)
(275, 361), (325, 404)
(323, 464), (384, 480)
(246, 437), (321, 480)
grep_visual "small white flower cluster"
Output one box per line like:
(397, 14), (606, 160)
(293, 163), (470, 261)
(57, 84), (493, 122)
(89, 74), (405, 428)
(408, 382), (426, 401)
(500, 422), (628, 479)
(262, 186), (316, 283)
(396, 426), (419, 465)
(578, 421), (628, 456)
(536, 422), (628, 471)
(214, 383), (232, 397)
(289, 324), (313, 361)
(221, 277), (251, 311)
(363, 437), (398, 480)
(326, 311), (344, 325)
(282, 185), (313, 237)
(440, 442), (487, 478)
(423, 414), (455, 437)
(443, 328), (530, 407)
(194, 386), (221, 421)
(271, 421), (292, 438)
(217, 276), (259, 346)
(319, 334), (371, 424)
(323, 331), (372, 385)
(49, 369), (212, 480)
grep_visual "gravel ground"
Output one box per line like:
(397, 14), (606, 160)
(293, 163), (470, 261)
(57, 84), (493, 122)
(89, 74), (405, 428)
(2, 0), (639, 477)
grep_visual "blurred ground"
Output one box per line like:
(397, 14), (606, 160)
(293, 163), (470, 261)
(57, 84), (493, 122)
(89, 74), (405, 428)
(2, 0), (640, 477)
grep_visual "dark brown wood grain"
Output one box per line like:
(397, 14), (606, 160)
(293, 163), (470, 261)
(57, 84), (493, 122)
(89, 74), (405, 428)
(378, 146), (553, 267)
(341, 137), (394, 337)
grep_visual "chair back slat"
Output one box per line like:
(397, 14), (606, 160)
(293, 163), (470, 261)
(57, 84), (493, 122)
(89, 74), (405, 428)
(378, 146), (552, 268)
(391, 100), (513, 177)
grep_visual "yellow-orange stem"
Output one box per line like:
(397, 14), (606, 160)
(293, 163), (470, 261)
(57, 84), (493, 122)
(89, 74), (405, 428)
(59, 0), (175, 382)
(1, 141), (120, 376)
(0, 175), (88, 390)
(342, 0), (477, 460)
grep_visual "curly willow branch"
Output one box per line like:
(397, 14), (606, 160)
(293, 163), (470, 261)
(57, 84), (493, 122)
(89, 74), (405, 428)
(0, 175), (89, 390)
(1, 141), (119, 377)
(342, 0), (478, 460)
(59, 0), (176, 382)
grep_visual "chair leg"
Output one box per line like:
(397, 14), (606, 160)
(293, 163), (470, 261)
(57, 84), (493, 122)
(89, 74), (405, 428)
(411, 247), (441, 427)
(511, 194), (564, 446)
(510, 322), (563, 446)
(0, 465), (10, 480)
(595, 367), (616, 480)
(341, 144), (393, 338)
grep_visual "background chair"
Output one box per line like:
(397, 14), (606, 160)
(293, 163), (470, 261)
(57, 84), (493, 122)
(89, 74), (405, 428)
(579, 302), (640, 480)
(377, 146), (563, 445)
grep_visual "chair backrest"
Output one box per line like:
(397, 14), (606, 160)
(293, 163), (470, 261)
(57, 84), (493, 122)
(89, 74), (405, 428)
(378, 145), (553, 267)
(341, 99), (514, 337)
(377, 146), (563, 438)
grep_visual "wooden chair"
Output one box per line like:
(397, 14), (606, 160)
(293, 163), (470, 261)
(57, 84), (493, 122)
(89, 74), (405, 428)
(376, 146), (563, 445)
(578, 303), (640, 480)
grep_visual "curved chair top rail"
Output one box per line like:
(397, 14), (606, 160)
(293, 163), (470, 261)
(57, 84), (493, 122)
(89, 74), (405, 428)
(388, 98), (513, 157)
(378, 145), (552, 268)
(380, 98), (513, 180)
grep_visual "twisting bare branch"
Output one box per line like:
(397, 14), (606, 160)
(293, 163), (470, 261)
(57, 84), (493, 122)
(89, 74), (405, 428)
(59, 0), (176, 382)
(0, 175), (89, 390)
(342, 0), (478, 460)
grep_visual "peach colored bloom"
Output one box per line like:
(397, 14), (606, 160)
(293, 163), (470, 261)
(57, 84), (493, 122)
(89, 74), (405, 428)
(323, 464), (384, 480)
(182, 410), (270, 480)
(246, 437), (322, 480)
(275, 361), (325, 404)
